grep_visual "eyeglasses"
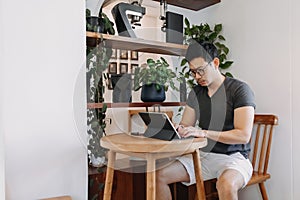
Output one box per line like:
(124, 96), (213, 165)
(189, 62), (211, 77)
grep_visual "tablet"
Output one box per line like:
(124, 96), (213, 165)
(138, 112), (181, 141)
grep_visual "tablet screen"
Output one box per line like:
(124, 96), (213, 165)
(138, 112), (181, 140)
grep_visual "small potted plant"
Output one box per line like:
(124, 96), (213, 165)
(86, 8), (115, 35)
(133, 57), (178, 102)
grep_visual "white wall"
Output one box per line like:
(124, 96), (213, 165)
(291, 0), (300, 199)
(1, 0), (87, 199)
(0, 0), (5, 196)
(169, 0), (295, 199)
(0, 0), (6, 198)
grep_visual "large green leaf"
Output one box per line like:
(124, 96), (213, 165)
(220, 61), (233, 69)
(147, 58), (155, 67)
(218, 53), (226, 63)
(214, 24), (222, 33)
(184, 17), (190, 28)
(181, 58), (188, 66)
(160, 57), (168, 65)
(224, 72), (233, 77)
(208, 32), (218, 42)
(218, 35), (226, 41)
(223, 46), (229, 54)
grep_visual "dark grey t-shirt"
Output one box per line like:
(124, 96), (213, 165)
(186, 76), (256, 158)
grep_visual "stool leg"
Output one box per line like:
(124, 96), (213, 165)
(103, 150), (116, 200)
(192, 149), (206, 200)
(146, 154), (156, 200)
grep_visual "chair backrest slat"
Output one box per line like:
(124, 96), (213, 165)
(264, 125), (275, 173)
(258, 125), (268, 173)
(251, 124), (261, 168)
(250, 114), (278, 174)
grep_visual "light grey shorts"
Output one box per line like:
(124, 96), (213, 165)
(176, 151), (253, 187)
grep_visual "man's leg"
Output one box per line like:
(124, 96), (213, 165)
(156, 161), (190, 200)
(216, 169), (244, 200)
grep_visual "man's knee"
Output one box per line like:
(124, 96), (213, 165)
(156, 168), (169, 185)
(216, 177), (238, 193)
(216, 170), (243, 193)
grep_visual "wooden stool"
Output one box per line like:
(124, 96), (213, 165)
(100, 133), (207, 200)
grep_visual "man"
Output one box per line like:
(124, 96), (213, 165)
(156, 42), (255, 200)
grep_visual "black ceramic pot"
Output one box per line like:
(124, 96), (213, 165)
(86, 16), (104, 33)
(141, 83), (166, 102)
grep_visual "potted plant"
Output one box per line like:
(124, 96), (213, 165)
(86, 8), (115, 35)
(133, 57), (178, 102)
(177, 18), (234, 90)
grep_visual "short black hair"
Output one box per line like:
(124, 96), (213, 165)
(185, 41), (218, 63)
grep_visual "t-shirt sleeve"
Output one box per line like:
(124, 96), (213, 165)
(233, 82), (256, 109)
(186, 87), (198, 109)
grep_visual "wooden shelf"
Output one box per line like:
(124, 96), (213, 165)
(86, 31), (188, 56)
(103, 0), (220, 11)
(87, 102), (186, 109)
(152, 0), (221, 11)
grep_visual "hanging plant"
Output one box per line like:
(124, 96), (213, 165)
(85, 4), (116, 167)
(86, 35), (112, 167)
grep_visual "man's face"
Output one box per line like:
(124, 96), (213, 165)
(189, 57), (213, 86)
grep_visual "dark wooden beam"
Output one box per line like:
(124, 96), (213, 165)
(153, 0), (220, 11)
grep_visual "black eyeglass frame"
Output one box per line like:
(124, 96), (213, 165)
(189, 62), (212, 77)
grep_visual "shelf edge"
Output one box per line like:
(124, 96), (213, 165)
(87, 102), (186, 109)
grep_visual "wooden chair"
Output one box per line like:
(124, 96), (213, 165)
(246, 114), (278, 199)
(172, 114), (278, 200)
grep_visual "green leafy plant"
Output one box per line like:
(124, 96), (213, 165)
(133, 57), (179, 92)
(100, 12), (115, 35)
(86, 8), (115, 165)
(86, 8), (115, 35)
(178, 18), (234, 88)
(86, 37), (112, 166)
